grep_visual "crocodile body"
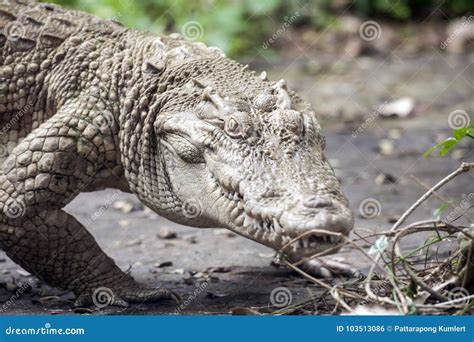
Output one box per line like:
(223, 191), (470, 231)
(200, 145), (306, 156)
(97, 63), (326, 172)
(0, 0), (354, 306)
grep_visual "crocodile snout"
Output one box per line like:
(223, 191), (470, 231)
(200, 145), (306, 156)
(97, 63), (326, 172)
(278, 195), (354, 258)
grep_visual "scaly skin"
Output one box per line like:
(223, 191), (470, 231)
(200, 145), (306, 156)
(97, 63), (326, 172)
(0, 0), (354, 306)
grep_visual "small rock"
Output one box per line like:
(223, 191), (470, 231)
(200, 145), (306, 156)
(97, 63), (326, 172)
(379, 97), (415, 118)
(169, 268), (185, 275)
(16, 269), (31, 277)
(155, 261), (173, 268)
(387, 128), (402, 140)
(157, 227), (177, 239)
(387, 216), (399, 224)
(112, 200), (137, 213)
(183, 272), (193, 285)
(375, 173), (397, 185)
(192, 272), (207, 279)
(378, 139), (394, 156)
(207, 266), (231, 273)
(206, 291), (229, 298)
(183, 235), (197, 244)
(118, 220), (130, 227)
(4, 282), (17, 292)
(0, 258), (6, 263)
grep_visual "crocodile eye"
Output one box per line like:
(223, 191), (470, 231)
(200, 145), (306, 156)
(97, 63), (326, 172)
(225, 117), (241, 138)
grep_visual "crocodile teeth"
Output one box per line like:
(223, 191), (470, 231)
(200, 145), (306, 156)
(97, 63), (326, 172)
(234, 214), (244, 226)
(230, 206), (240, 218)
(273, 218), (282, 233)
(302, 238), (309, 249)
(243, 215), (254, 228)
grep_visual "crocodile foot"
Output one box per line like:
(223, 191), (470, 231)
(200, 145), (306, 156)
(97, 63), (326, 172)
(299, 256), (359, 278)
(74, 282), (181, 308)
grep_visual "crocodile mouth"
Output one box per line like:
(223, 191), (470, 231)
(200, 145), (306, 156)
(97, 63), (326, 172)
(212, 174), (345, 258)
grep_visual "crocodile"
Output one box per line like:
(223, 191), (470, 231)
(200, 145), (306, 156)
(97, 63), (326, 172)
(0, 0), (354, 306)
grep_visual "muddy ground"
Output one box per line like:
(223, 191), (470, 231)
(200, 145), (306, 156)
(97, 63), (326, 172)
(0, 50), (473, 315)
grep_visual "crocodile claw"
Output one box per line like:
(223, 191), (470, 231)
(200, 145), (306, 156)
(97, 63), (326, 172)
(74, 284), (181, 308)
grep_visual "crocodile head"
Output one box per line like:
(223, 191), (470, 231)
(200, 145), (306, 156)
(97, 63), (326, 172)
(150, 59), (353, 263)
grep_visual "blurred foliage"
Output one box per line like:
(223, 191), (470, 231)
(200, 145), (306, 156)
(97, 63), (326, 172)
(44, 0), (473, 57)
(354, 0), (474, 20)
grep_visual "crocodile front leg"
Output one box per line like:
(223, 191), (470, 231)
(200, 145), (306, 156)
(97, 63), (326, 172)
(0, 102), (179, 307)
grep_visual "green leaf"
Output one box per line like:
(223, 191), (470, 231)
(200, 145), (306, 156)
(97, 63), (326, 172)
(453, 127), (468, 140)
(433, 202), (450, 220)
(438, 137), (458, 156)
(424, 137), (458, 157)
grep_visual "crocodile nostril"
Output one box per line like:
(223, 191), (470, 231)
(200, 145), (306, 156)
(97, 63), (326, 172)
(302, 196), (333, 209)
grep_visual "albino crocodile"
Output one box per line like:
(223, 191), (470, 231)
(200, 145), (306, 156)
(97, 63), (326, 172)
(0, 0), (354, 306)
